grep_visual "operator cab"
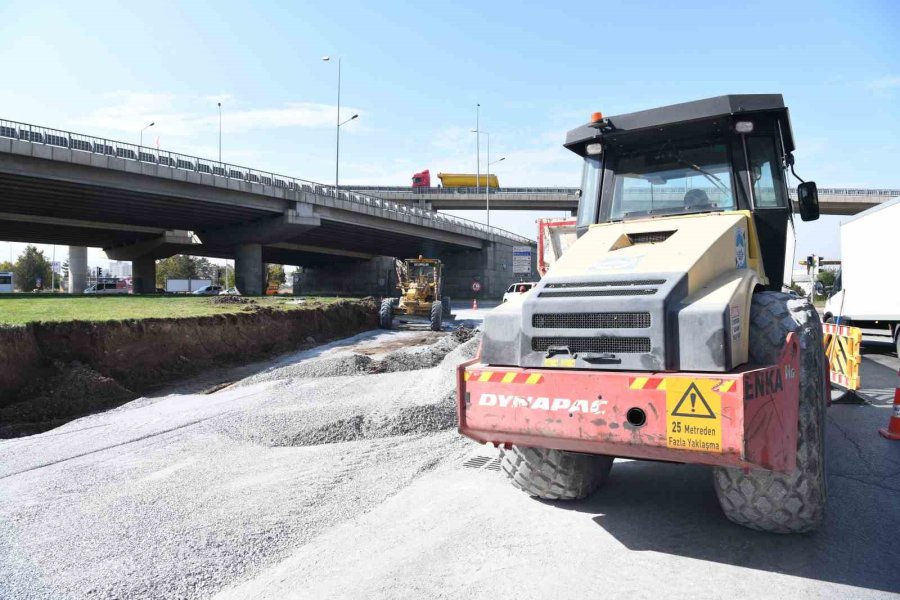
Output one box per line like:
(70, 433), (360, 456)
(567, 94), (819, 290)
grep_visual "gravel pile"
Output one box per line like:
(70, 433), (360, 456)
(0, 331), (480, 600)
(238, 330), (471, 384)
(238, 354), (375, 385)
(215, 335), (479, 448)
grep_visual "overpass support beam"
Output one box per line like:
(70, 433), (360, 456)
(441, 241), (538, 299)
(299, 257), (396, 297)
(235, 243), (264, 295)
(67, 246), (88, 294)
(132, 257), (156, 294)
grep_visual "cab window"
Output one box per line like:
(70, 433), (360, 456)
(748, 136), (787, 208)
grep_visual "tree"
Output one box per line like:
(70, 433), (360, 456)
(194, 257), (217, 280)
(267, 264), (286, 289)
(154, 255), (232, 287)
(155, 255), (198, 286)
(0, 260), (13, 272)
(816, 269), (836, 288)
(13, 245), (52, 291)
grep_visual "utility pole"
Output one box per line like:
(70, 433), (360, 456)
(218, 102), (222, 163)
(475, 104), (480, 195)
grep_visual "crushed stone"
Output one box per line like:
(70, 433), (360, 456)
(0, 329), (480, 600)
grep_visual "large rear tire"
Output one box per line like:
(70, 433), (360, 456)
(500, 446), (614, 501)
(713, 291), (827, 533)
(430, 301), (443, 331)
(379, 298), (394, 329)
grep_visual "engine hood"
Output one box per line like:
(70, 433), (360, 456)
(481, 212), (764, 372)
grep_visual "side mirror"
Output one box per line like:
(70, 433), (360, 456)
(797, 181), (820, 221)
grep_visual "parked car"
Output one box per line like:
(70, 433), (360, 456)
(502, 281), (538, 303)
(192, 285), (224, 295)
(219, 287), (241, 296)
(84, 282), (128, 295)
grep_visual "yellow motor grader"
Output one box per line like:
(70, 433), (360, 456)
(380, 256), (450, 331)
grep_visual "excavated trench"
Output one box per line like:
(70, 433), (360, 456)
(0, 298), (378, 438)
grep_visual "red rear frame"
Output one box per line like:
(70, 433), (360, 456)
(457, 334), (800, 472)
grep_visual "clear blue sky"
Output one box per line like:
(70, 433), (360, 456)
(0, 0), (897, 268)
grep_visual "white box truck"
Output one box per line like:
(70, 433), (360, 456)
(165, 278), (213, 294)
(824, 196), (900, 355)
(0, 271), (13, 293)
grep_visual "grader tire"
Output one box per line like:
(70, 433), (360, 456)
(379, 299), (394, 329)
(430, 301), (443, 331)
(500, 446), (614, 501)
(713, 291), (827, 533)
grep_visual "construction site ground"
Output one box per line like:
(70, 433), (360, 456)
(1, 302), (898, 599)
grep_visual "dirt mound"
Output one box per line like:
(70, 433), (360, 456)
(452, 326), (476, 343)
(0, 362), (134, 437)
(210, 296), (255, 305)
(0, 299), (378, 438)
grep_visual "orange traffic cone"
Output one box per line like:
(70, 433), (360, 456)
(472, 299), (478, 310)
(879, 369), (900, 440)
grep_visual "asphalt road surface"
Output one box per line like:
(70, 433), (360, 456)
(1, 306), (898, 599)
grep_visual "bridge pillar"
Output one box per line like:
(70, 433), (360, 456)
(234, 243), (264, 295)
(440, 241), (538, 299)
(298, 257), (396, 296)
(132, 257), (156, 294)
(67, 246), (88, 294)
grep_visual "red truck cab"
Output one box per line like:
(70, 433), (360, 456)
(411, 169), (431, 188)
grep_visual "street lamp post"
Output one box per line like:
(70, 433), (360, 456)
(472, 129), (504, 228)
(140, 122), (155, 147)
(322, 56), (347, 194)
(475, 104), (480, 195)
(487, 155), (505, 228)
(218, 102), (222, 163)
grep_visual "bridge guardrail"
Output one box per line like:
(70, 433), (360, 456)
(0, 118), (534, 245)
(355, 185), (900, 198)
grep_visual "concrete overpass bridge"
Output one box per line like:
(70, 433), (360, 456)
(350, 186), (899, 215)
(0, 119), (535, 297)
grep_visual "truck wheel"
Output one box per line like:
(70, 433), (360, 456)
(500, 446), (614, 501)
(713, 291), (827, 533)
(379, 299), (394, 329)
(430, 301), (443, 331)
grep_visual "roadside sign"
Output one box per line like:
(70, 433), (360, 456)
(471, 281), (482, 293)
(513, 246), (532, 274)
(51, 261), (61, 273)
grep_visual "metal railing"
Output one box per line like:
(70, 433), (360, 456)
(0, 118), (535, 245)
(350, 185), (580, 195)
(358, 185), (900, 198)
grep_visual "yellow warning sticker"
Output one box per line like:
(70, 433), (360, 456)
(666, 379), (723, 453)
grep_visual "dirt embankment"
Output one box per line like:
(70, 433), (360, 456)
(0, 298), (377, 437)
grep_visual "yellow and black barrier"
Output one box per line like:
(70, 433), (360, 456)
(822, 323), (862, 390)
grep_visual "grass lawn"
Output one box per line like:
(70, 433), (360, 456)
(0, 295), (346, 326)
